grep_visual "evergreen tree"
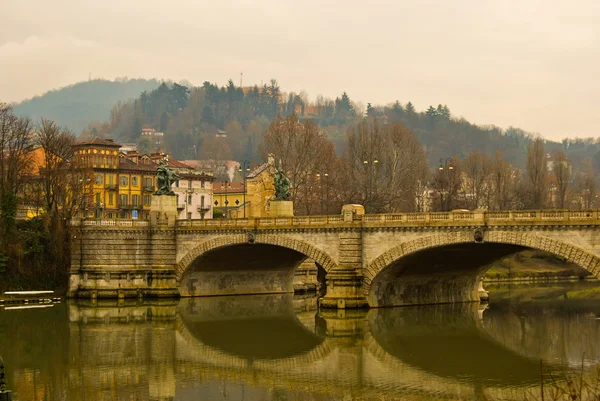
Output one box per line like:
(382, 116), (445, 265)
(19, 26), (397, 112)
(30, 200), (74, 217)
(426, 105), (437, 117)
(201, 105), (215, 125)
(366, 103), (375, 117)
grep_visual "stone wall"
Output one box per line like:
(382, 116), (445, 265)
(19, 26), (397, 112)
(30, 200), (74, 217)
(70, 211), (600, 307)
(69, 224), (179, 298)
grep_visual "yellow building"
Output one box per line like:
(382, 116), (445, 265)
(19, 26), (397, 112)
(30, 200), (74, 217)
(73, 139), (156, 219)
(213, 155), (276, 218)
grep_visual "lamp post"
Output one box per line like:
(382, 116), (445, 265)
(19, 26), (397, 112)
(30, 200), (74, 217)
(438, 158), (454, 212)
(238, 160), (251, 218)
(363, 158), (378, 212)
(224, 180), (229, 218)
(316, 173), (329, 215)
(79, 177), (91, 219)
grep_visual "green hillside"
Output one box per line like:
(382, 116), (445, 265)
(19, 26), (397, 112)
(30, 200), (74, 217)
(12, 78), (160, 134)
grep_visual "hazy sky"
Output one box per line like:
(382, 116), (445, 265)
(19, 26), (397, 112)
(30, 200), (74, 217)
(1, 0), (599, 140)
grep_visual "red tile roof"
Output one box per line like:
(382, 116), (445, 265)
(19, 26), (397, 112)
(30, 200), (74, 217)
(76, 138), (122, 148)
(214, 181), (245, 193)
(118, 158), (156, 173)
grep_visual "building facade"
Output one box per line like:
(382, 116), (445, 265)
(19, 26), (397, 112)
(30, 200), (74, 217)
(74, 139), (155, 219)
(212, 155), (277, 218)
(169, 160), (215, 220)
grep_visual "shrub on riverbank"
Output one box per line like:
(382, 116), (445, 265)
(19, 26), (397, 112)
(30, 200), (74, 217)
(0, 216), (71, 294)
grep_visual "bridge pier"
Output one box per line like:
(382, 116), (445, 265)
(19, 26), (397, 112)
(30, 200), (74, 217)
(293, 259), (321, 293)
(319, 267), (368, 309)
(319, 231), (368, 309)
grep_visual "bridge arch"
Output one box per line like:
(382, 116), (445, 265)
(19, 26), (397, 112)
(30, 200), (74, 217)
(363, 231), (600, 305)
(176, 233), (338, 283)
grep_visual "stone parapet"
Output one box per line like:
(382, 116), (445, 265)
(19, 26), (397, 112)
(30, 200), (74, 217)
(70, 208), (600, 308)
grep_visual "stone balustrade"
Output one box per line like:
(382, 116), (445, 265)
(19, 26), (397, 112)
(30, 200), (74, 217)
(70, 210), (600, 230)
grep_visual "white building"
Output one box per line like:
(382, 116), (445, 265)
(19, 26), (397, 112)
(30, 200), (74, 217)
(170, 160), (215, 219)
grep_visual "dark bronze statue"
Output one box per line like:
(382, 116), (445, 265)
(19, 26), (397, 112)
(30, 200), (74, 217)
(154, 158), (181, 196)
(274, 168), (291, 201)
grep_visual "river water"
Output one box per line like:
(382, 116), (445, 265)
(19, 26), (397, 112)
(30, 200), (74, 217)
(2, 281), (600, 401)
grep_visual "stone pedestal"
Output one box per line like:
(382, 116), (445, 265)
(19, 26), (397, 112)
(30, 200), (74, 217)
(270, 200), (294, 217)
(150, 195), (178, 226)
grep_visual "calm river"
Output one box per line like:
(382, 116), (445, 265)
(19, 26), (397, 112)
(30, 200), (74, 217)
(2, 281), (600, 401)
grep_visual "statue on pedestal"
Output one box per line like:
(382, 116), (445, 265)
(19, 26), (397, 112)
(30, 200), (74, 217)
(154, 158), (181, 196)
(274, 169), (291, 201)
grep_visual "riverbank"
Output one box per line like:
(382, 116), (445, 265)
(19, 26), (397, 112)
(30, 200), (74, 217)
(483, 249), (589, 281)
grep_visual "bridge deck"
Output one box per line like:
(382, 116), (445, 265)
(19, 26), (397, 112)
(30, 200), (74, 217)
(71, 210), (600, 230)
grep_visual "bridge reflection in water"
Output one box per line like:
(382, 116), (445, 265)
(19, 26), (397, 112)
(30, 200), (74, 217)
(2, 292), (600, 400)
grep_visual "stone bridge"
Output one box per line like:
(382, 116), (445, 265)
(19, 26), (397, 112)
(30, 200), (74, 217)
(69, 209), (600, 307)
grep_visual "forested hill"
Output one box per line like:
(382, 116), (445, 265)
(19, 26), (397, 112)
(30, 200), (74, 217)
(12, 78), (600, 171)
(12, 78), (160, 134)
(82, 80), (600, 171)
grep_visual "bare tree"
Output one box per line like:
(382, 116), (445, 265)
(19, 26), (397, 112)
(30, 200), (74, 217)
(525, 138), (547, 209)
(431, 157), (462, 211)
(260, 114), (337, 215)
(342, 120), (428, 213)
(490, 151), (517, 210)
(35, 119), (89, 284)
(551, 150), (570, 209)
(462, 152), (492, 210)
(571, 157), (596, 209)
(0, 104), (34, 233)
(36, 119), (80, 217)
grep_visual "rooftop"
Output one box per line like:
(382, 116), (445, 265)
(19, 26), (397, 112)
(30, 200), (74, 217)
(214, 181), (245, 194)
(75, 138), (122, 148)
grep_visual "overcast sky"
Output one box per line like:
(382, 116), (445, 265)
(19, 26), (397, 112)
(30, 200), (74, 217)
(1, 0), (599, 141)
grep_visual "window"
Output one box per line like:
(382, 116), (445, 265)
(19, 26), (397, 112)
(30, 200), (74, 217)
(188, 194), (192, 204)
(108, 175), (114, 185)
(95, 174), (103, 185)
(108, 193), (114, 205)
(188, 180), (192, 189)
(120, 194), (128, 206)
(144, 177), (153, 187)
(187, 212), (192, 220)
(144, 195), (151, 205)
(120, 176), (128, 186)
(132, 195), (140, 207)
(201, 181), (205, 188)
(201, 196), (205, 208)
(132, 176), (139, 187)
(95, 193), (101, 204)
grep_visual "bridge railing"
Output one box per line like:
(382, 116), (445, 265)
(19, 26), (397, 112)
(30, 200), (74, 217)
(72, 210), (600, 229)
(69, 219), (150, 227)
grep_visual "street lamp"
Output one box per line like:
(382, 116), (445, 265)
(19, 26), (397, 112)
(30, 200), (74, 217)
(438, 158), (454, 212)
(363, 158), (378, 212)
(316, 173), (329, 215)
(224, 180), (229, 218)
(238, 160), (251, 218)
(79, 177), (91, 218)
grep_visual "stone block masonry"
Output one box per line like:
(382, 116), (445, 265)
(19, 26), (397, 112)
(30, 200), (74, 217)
(70, 209), (600, 307)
